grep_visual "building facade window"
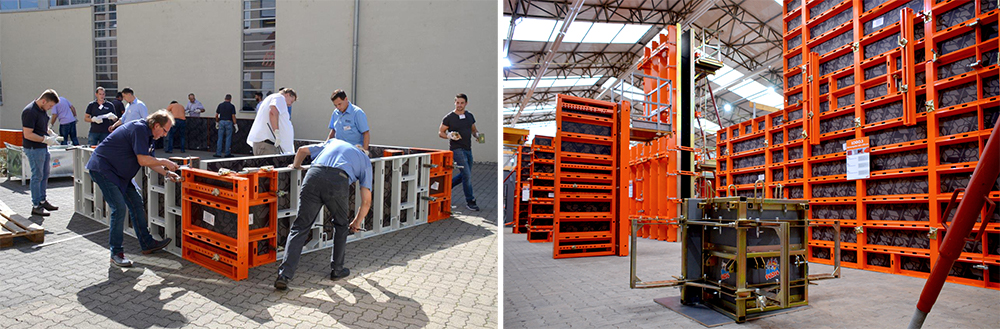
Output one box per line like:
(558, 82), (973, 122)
(241, 0), (275, 111)
(93, 0), (118, 96)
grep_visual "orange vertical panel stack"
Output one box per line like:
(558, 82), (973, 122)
(714, 0), (999, 289)
(180, 167), (279, 281)
(512, 145), (531, 234)
(553, 95), (620, 258)
(624, 26), (686, 243)
(528, 135), (555, 243)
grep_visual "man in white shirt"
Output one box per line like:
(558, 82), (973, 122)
(185, 93), (205, 117)
(111, 87), (148, 132)
(247, 88), (296, 155)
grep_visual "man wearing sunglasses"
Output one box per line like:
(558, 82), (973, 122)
(87, 109), (179, 267)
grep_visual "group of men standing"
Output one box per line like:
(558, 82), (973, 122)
(19, 87), (483, 290)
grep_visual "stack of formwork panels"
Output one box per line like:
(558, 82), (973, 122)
(528, 135), (555, 243)
(512, 145), (531, 234)
(628, 138), (681, 242)
(714, 0), (999, 289)
(553, 95), (621, 258)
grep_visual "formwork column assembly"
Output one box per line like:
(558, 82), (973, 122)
(715, 0), (999, 289)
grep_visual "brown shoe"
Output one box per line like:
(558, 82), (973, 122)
(40, 200), (58, 211)
(31, 206), (50, 216)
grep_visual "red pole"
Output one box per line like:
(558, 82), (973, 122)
(909, 118), (1000, 328)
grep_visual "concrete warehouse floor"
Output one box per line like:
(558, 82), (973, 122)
(504, 230), (1000, 328)
(0, 149), (498, 328)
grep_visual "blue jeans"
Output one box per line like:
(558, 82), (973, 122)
(59, 122), (79, 145)
(215, 120), (234, 156)
(166, 119), (186, 152)
(90, 170), (155, 255)
(88, 132), (110, 146)
(24, 147), (50, 206)
(451, 148), (475, 203)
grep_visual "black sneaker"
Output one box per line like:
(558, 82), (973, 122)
(111, 253), (133, 267)
(331, 268), (351, 281)
(31, 206), (50, 216)
(224, 154), (235, 158)
(40, 200), (58, 211)
(141, 238), (172, 255)
(213, 154), (223, 158)
(274, 275), (289, 290)
(466, 200), (480, 211)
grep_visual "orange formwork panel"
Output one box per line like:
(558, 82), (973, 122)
(410, 148), (453, 223)
(0, 129), (23, 148)
(180, 166), (279, 281)
(553, 94), (621, 259)
(513, 145), (531, 234)
(528, 136), (555, 243)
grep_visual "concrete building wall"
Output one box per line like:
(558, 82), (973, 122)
(1, 0), (498, 163)
(356, 0), (498, 162)
(274, 0), (355, 143)
(0, 6), (94, 133)
(277, 0), (497, 162)
(117, 0), (244, 119)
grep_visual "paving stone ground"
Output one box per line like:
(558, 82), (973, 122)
(0, 154), (498, 329)
(503, 230), (1000, 328)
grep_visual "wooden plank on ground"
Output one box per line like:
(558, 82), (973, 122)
(0, 217), (27, 235)
(0, 200), (42, 231)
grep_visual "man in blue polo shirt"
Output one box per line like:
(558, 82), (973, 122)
(87, 109), (177, 267)
(22, 89), (63, 216)
(326, 89), (370, 151)
(275, 138), (372, 290)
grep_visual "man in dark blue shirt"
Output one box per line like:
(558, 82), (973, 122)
(274, 139), (372, 290)
(84, 87), (118, 146)
(214, 94), (238, 158)
(86, 109), (178, 267)
(21, 89), (63, 216)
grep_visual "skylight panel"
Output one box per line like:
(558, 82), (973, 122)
(511, 17), (560, 42)
(561, 22), (594, 43)
(503, 76), (603, 89)
(611, 24), (651, 44)
(582, 23), (624, 43)
(730, 80), (767, 99)
(709, 65), (745, 87)
(750, 92), (784, 108)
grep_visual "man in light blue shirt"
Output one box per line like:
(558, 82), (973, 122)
(326, 89), (370, 151)
(112, 87), (148, 131)
(185, 93), (206, 117)
(48, 96), (79, 145)
(275, 138), (372, 290)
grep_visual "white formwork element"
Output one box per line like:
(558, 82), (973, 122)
(72, 143), (441, 260)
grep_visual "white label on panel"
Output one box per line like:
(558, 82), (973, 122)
(521, 185), (530, 201)
(249, 213), (254, 226)
(204, 211), (215, 226)
(872, 17), (884, 28)
(629, 181), (634, 198)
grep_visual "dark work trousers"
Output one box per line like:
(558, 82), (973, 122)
(278, 166), (351, 280)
